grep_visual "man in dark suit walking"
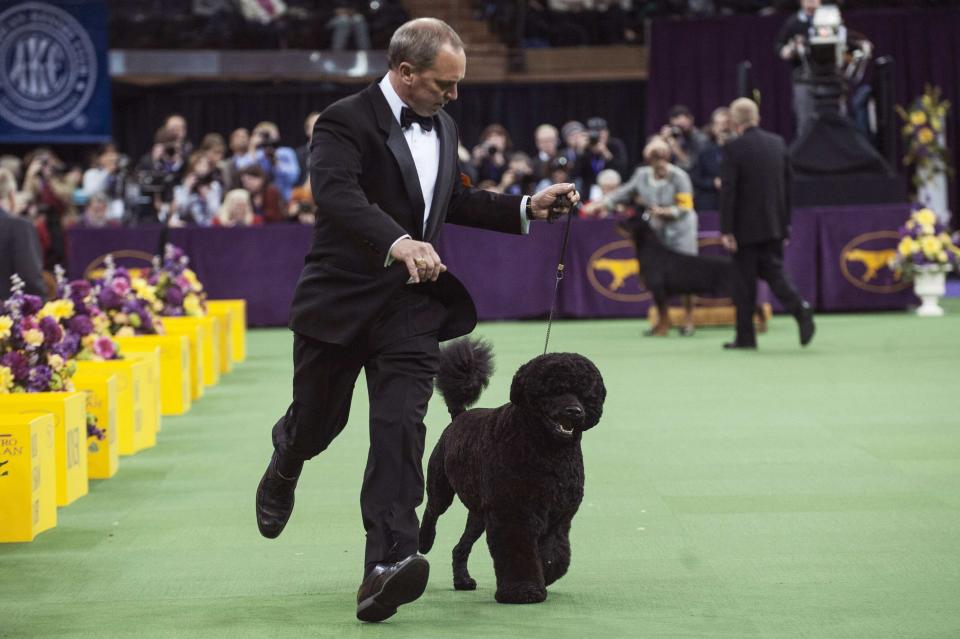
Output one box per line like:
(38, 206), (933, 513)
(719, 98), (814, 350)
(0, 168), (45, 300)
(254, 18), (579, 622)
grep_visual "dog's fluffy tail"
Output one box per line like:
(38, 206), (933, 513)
(436, 337), (494, 419)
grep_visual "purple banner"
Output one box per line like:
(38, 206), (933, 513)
(817, 205), (917, 311)
(65, 204), (912, 327)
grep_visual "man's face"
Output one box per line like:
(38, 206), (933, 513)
(802, 0), (820, 15)
(166, 116), (187, 140)
(713, 113), (731, 135)
(399, 43), (466, 116)
(536, 131), (558, 155)
(670, 114), (693, 132)
(230, 129), (249, 154)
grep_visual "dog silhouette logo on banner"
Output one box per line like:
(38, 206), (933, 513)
(0, 2), (98, 131)
(587, 240), (650, 302)
(840, 231), (910, 294)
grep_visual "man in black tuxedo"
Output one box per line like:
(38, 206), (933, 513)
(254, 18), (579, 622)
(719, 98), (814, 350)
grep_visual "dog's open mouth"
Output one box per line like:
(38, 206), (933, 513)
(550, 419), (576, 438)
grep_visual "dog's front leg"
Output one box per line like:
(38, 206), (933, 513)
(485, 515), (547, 604)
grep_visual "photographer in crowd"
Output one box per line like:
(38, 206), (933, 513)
(235, 121), (300, 201)
(133, 127), (184, 225)
(691, 107), (733, 211)
(660, 104), (708, 173)
(81, 144), (127, 223)
(23, 149), (78, 268)
(171, 151), (224, 226)
(471, 124), (512, 184)
(574, 116), (627, 198)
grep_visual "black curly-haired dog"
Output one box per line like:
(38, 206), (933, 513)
(418, 338), (606, 604)
(618, 213), (735, 335)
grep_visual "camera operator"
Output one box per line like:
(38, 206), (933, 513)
(23, 149), (78, 268)
(81, 143), (126, 223)
(131, 127), (184, 225)
(659, 105), (708, 173)
(470, 124), (511, 184)
(497, 152), (538, 197)
(235, 121), (300, 201)
(171, 151), (223, 227)
(574, 116), (627, 198)
(775, 0), (821, 136)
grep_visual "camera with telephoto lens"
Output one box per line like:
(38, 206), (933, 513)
(138, 169), (177, 203)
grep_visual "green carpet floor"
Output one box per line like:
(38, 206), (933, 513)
(3, 303), (960, 638)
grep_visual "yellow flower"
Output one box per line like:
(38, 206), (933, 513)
(116, 326), (135, 338)
(82, 334), (96, 350)
(0, 315), (12, 340)
(132, 277), (157, 303)
(24, 328), (44, 347)
(920, 224), (935, 236)
(936, 251), (948, 263)
(48, 354), (65, 371)
(183, 269), (203, 292)
(921, 235), (942, 258)
(910, 111), (927, 126)
(917, 127), (935, 145)
(0, 365), (13, 393)
(913, 209), (937, 227)
(93, 314), (110, 335)
(114, 312), (129, 326)
(898, 237), (918, 257)
(38, 300), (75, 321)
(183, 294), (202, 317)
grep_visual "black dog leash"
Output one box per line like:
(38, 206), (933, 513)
(543, 193), (578, 355)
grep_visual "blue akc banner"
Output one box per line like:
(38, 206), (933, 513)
(0, 0), (110, 143)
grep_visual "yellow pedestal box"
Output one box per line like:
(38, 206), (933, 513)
(158, 318), (205, 401)
(117, 349), (162, 437)
(115, 335), (191, 416)
(206, 307), (233, 375)
(162, 316), (220, 388)
(207, 300), (247, 363)
(71, 371), (120, 480)
(0, 393), (87, 507)
(0, 414), (57, 542)
(76, 360), (150, 456)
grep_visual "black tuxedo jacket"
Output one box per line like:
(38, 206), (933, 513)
(0, 208), (45, 300)
(289, 83), (524, 346)
(719, 126), (793, 246)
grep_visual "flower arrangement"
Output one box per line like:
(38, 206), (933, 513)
(896, 85), (953, 189)
(52, 268), (123, 362)
(1, 276), (78, 395)
(889, 208), (960, 279)
(93, 256), (165, 337)
(146, 244), (206, 317)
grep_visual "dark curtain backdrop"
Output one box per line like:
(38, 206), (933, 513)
(647, 7), (960, 215)
(112, 80), (646, 168)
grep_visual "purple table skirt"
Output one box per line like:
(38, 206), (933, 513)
(66, 204), (915, 327)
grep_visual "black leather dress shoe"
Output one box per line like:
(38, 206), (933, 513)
(796, 304), (815, 347)
(723, 341), (757, 350)
(255, 453), (298, 539)
(356, 554), (430, 623)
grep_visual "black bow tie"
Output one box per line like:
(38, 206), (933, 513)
(400, 107), (434, 132)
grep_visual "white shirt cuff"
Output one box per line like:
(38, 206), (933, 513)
(385, 234), (411, 267)
(520, 196), (531, 235)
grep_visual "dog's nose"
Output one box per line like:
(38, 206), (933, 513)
(564, 405), (584, 419)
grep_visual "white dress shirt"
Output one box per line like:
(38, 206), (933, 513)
(377, 75), (530, 267)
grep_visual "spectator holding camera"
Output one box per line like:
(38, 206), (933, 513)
(133, 127), (185, 224)
(23, 148), (78, 268)
(470, 123), (511, 184)
(81, 143), (126, 223)
(164, 113), (194, 158)
(660, 104), (708, 173)
(776, 0), (820, 137)
(498, 152), (537, 196)
(574, 116), (627, 198)
(559, 120), (589, 168)
(239, 164), (283, 223)
(171, 151), (223, 226)
(691, 107), (732, 211)
(236, 121), (300, 201)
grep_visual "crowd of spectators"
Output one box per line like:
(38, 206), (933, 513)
(108, 0), (408, 50)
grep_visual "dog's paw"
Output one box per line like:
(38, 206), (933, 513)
(495, 583), (547, 604)
(418, 526), (436, 554)
(454, 576), (477, 591)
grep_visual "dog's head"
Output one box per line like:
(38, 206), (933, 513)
(616, 212), (656, 249)
(509, 352), (606, 443)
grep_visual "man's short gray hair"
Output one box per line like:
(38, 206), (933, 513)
(729, 98), (760, 127)
(0, 167), (17, 201)
(388, 18), (464, 71)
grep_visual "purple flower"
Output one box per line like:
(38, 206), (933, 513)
(21, 295), (43, 316)
(111, 277), (131, 296)
(165, 286), (184, 306)
(27, 365), (53, 392)
(98, 287), (123, 310)
(67, 315), (94, 337)
(53, 333), (81, 360)
(1, 352), (30, 382)
(92, 336), (117, 360)
(70, 280), (92, 298)
(38, 316), (63, 346)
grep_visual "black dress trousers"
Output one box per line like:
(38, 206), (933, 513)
(732, 240), (804, 345)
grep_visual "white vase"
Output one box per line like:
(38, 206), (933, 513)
(913, 265), (947, 317)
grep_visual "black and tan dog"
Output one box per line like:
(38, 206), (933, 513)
(618, 213), (737, 336)
(419, 338), (606, 604)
